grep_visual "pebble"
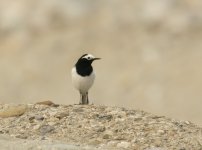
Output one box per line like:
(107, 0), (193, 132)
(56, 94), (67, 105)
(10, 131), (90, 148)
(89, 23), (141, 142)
(36, 101), (59, 107)
(97, 114), (113, 121)
(35, 115), (44, 121)
(102, 130), (113, 139)
(15, 134), (28, 139)
(185, 121), (190, 125)
(154, 139), (162, 147)
(107, 141), (118, 147)
(0, 105), (27, 118)
(39, 125), (55, 135)
(117, 141), (131, 149)
(33, 124), (41, 130)
(157, 130), (165, 134)
(102, 134), (110, 139)
(54, 112), (69, 119)
(95, 126), (106, 132)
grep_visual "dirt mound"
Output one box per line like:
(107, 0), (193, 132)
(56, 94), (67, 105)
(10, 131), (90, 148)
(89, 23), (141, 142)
(0, 103), (202, 149)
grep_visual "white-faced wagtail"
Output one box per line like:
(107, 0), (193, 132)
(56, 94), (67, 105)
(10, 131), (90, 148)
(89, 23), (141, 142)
(71, 54), (100, 104)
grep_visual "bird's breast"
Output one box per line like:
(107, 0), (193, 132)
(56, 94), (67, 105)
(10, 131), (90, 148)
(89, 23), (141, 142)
(71, 67), (95, 94)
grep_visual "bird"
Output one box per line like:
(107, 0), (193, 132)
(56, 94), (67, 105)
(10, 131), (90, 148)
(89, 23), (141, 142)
(71, 54), (100, 104)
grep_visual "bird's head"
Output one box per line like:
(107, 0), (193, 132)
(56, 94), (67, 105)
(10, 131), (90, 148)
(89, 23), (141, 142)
(81, 54), (100, 61)
(75, 54), (100, 76)
(77, 54), (101, 65)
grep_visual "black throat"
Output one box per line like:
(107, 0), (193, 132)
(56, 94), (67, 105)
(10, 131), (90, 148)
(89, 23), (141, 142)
(75, 59), (93, 77)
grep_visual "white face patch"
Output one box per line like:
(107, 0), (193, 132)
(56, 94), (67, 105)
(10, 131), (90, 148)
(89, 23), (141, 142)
(82, 54), (95, 60)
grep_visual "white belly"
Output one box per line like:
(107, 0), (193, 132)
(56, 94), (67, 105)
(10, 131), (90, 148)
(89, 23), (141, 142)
(71, 67), (95, 94)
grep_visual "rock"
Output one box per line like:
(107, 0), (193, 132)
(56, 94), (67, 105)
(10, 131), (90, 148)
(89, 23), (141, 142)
(0, 105), (27, 118)
(95, 126), (106, 132)
(89, 139), (102, 145)
(96, 114), (113, 121)
(72, 108), (84, 113)
(35, 115), (45, 121)
(158, 130), (165, 135)
(102, 130), (113, 139)
(36, 101), (59, 107)
(102, 134), (110, 139)
(185, 121), (191, 125)
(39, 125), (55, 135)
(154, 139), (162, 147)
(114, 135), (126, 140)
(28, 116), (35, 122)
(117, 141), (131, 149)
(15, 134), (28, 139)
(54, 112), (69, 119)
(107, 141), (118, 147)
(33, 124), (41, 130)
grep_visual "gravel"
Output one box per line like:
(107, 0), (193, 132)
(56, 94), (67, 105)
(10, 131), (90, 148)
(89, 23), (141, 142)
(0, 102), (202, 149)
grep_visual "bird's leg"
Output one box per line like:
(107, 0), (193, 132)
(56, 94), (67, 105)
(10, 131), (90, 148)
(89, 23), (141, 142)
(83, 92), (88, 104)
(80, 92), (88, 105)
(79, 92), (87, 105)
(79, 92), (83, 104)
(86, 92), (89, 104)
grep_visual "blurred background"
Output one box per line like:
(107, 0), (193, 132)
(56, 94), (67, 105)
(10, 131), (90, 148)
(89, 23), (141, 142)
(0, 0), (202, 125)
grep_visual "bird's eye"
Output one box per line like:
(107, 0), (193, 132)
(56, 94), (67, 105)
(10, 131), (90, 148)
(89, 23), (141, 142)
(87, 57), (91, 60)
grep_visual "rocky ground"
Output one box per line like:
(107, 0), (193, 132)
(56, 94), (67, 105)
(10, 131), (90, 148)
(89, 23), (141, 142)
(0, 102), (202, 150)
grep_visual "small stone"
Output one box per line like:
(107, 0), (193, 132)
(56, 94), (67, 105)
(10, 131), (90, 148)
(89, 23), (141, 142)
(15, 134), (28, 139)
(35, 115), (44, 121)
(95, 126), (106, 132)
(115, 118), (125, 122)
(29, 116), (35, 122)
(72, 108), (84, 112)
(158, 130), (165, 134)
(33, 124), (41, 130)
(114, 135), (126, 140)
(185, 121), (190, 125)
(55, 112), (69, 119)
(103, 134), (110, 139)
(39, 125), (54, 135)
(97, 114), (113, 121)
(77, 125), (82, 128)
(154, 139), (162, 147)
(107, 141), (118, 147)
(89, 139), (102, 145)
(103, 131), (113, 139)
(0, 105), (27, 118)
(36, 101), (59, 107)
(48, 120), (58, 126)
(117, 141), (131, 149)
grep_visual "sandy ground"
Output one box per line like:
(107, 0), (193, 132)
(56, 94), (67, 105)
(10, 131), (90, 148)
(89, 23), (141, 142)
(0, 135), (99, 150)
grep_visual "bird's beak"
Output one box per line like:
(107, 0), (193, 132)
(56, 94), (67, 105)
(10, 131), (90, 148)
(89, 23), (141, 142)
(93, 58), (101, 61)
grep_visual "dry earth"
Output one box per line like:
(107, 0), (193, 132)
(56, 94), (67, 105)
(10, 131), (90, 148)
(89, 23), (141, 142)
(0, 102), (202, 150)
